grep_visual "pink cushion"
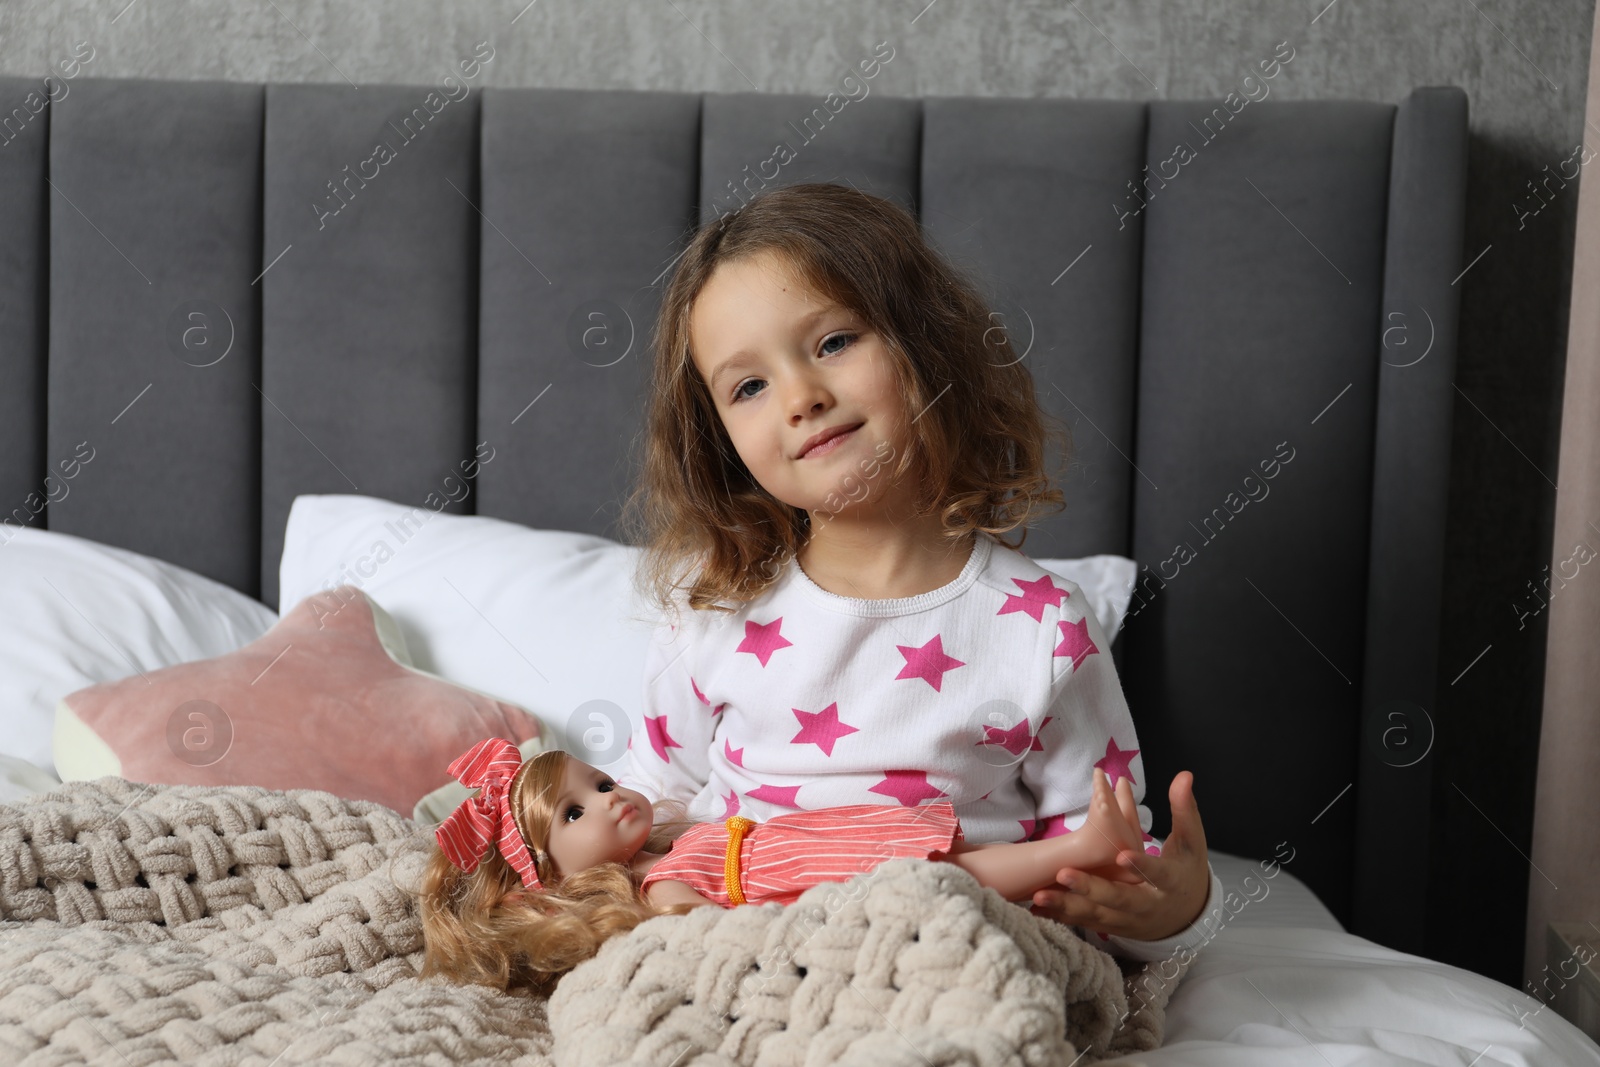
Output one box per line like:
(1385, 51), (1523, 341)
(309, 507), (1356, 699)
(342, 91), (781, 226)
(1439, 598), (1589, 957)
(57, 586), (540, 816)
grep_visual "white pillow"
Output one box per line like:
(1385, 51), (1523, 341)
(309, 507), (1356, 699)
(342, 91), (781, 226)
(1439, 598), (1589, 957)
(1033, 554), (1138, 644)
(278, 495), (1141, 767)
(0, 525), (279, 777)
(279, 495), (654, 767)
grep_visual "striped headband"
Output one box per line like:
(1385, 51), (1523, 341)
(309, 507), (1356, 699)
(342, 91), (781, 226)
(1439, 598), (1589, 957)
(435, 737), (543, 891)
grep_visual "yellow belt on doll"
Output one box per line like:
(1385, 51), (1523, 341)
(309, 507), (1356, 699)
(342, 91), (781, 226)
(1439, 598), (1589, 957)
(724, 816), (756, 905)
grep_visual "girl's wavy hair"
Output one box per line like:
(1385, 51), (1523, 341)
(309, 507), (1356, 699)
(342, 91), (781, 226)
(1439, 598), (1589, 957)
(620, 181), (1072, 620)
(415, 749), (697, 996)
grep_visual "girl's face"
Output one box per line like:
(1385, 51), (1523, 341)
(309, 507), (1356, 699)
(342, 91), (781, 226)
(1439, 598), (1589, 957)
(542, 757), (654, 878)
(688, 249), (907, 517)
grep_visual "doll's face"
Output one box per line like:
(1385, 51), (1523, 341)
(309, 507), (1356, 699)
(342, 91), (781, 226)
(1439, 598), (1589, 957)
(543, 758), (654, 879)
(688, 249), (909, 519)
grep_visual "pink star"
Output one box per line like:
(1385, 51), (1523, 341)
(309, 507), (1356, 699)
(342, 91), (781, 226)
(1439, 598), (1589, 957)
(1095, 737), (1140, 789)
(977, 718), (1032, 756)
(976, 714), (1052, 756)
(867, 770), (949, 807)
(895, 634), (966, 691)
(1016, 818), (1037, 841)
(790, 702), (859, 756)
(724, 737), (745, 767)
(1033, 812), (1071, 840)
(644, 715), (681, 762)
(720, 790), (741, 819)
(736, 617), (793, 667)
(746, 784), (802, 808)
(998, 574), (1069, 622)
(1053, 617), (1099, 671)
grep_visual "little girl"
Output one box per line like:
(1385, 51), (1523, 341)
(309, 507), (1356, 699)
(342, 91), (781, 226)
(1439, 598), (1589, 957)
(417, 739), (1151, 992)
(614, 182), (1221, 962)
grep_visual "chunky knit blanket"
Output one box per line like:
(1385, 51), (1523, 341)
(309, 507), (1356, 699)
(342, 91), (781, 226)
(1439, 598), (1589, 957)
(0, 778), (1189, 1066)
(550, 856), (1191, 1067)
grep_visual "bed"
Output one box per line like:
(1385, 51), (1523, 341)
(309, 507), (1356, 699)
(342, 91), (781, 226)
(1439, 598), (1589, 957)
(2, 74), (1597, 1063)
(4, 763), (1597, 1065)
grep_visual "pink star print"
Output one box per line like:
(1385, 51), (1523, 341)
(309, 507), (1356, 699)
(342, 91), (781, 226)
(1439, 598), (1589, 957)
(1053, 617), (1099, 670)
(736, 618), (793, 667)
(720, 790), (741, 819)
(644, 715), (681, 762)
(790, 702), (859, 756)
(976, 714), (1052, 756)
(867, 770), (949, 807)
(895, 634), (966, 691)
(1017, 817), (1037, 842)
(998, 574), (1069, 622)
(724, 738), (745, 767)
(1095, 737), (1140, 789)
(746, 784), (802, 808)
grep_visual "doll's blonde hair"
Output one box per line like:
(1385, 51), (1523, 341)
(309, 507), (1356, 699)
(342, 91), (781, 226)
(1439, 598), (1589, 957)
(417, 748), (696, 995)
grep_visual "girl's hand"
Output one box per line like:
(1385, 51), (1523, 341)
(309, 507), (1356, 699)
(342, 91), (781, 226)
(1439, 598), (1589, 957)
(1029, 770), (1210, 943)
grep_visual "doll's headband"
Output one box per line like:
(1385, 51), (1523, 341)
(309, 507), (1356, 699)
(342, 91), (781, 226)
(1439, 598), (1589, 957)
(435, 737), (543, 891)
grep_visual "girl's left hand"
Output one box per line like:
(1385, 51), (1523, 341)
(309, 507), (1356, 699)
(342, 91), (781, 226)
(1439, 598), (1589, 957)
(1029, 770), (1210, 942)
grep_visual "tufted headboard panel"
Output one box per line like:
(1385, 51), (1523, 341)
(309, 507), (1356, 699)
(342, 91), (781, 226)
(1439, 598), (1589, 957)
(0, 77), (1468, 951)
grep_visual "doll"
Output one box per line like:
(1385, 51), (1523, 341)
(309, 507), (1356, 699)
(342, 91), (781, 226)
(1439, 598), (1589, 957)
(417, 736), (1150, 993)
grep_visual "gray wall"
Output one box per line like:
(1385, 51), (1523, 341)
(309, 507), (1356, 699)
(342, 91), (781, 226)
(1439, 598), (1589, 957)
(2, 0), (1592, 994)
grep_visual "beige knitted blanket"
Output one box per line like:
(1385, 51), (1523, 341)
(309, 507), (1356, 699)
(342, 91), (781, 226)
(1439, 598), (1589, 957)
(0, 778), (1189, 1066)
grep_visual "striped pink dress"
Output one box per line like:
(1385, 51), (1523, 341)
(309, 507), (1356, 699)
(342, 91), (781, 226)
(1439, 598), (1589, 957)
(639, 802), (964, 907)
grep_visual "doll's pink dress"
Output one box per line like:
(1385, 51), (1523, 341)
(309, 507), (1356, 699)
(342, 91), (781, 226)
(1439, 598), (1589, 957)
(639, 802), (964, 907)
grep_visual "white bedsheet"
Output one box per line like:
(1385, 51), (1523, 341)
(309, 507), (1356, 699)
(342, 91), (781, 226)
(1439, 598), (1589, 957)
(1207, 850), (1344, 933)
(1148, 852), (1600, 1065)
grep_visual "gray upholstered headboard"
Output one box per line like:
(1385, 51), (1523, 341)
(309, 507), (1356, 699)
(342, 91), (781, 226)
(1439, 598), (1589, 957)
(0, 78), (1467, 954)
